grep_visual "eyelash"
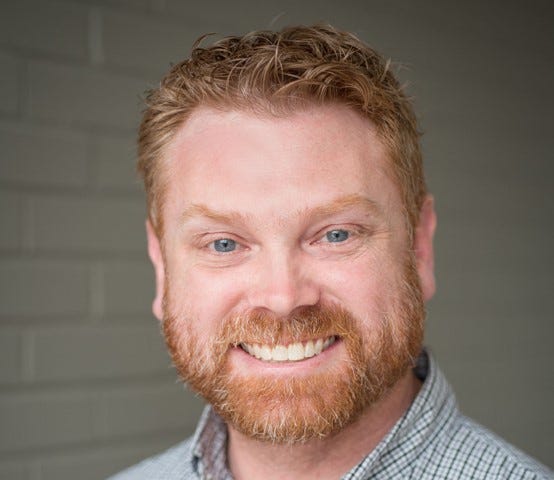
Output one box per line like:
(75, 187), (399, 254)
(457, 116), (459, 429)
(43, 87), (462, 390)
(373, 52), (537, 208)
(202, 226), (362, 253)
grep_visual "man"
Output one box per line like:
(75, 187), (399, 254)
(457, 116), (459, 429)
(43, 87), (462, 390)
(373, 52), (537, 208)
(110, 25), (550, 480)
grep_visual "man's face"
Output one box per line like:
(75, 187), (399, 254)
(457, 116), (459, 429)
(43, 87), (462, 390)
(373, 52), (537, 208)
(147, 105), (435, 443)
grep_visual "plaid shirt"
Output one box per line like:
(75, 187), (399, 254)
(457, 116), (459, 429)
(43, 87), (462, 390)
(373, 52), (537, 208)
(109, 351), (552, 479)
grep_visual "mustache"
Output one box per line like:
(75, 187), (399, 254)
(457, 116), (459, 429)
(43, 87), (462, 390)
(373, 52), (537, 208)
(216, 303), (360, 349)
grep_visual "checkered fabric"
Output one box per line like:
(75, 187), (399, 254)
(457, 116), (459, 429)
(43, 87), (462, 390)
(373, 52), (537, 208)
(109, 351), (552, 479)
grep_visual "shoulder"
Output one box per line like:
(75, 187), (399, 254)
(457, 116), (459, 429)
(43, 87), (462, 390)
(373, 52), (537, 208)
(415, 414), (552, 479)
(107, 437), (197, 480)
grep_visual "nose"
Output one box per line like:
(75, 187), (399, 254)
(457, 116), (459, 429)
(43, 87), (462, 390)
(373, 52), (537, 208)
(246, 249), (320, 317)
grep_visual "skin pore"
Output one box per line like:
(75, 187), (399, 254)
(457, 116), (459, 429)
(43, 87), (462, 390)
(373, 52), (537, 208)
(146, 104), (436, 479)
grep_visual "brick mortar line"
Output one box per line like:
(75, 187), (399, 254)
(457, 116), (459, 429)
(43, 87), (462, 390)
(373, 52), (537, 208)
(88, 7), (105, 66)
(0, 428), (188, 463)
(0, 249), (147, 259)
(21, 329), (35, 382)
(0, 43), (157, 82)
(0, 111), (138, 136)
(56, 0), (165, 15)
(0, 372), (179, 395)
(16, 56), (29, 119)
(0, 315), (157, 329)
(89, 263), (105, 320)
(56, 0), (217, 26)
(21, 196), (35, 252)
(0, 182), (144, 199)
(0, 117), (137, 142)
(0, 116), (137, 141)
(1, 45), (178, 86)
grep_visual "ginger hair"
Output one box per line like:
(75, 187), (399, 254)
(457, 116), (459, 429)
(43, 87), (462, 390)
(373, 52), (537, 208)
(137, 24), (425, 236)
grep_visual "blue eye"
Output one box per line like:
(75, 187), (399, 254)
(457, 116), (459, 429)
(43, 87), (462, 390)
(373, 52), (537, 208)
(325, 229), (349, 243)
(213, 238), (237, 252)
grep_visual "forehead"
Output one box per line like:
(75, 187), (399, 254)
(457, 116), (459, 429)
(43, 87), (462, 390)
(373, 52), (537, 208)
(161, 104), (400, 224)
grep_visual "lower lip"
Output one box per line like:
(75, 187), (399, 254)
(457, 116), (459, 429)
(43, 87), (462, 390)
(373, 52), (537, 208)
(228, 338), (343, 373)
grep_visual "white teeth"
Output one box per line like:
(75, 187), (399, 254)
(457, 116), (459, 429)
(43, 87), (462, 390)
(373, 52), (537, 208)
(272, 345), (288, 361)
(304, 340), (315, 358)
(241, 336), (336, 363)
(314, 338), (324, 355)
(260, 345), (272, 361)
(251, 344), (262, 358)
(288, 343), (305, 361)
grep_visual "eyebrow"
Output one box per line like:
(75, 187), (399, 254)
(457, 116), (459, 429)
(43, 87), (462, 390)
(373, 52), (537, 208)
(179, 194), (383, 227)
(180, 203), (252, 225)
(304, 194), (383, 220)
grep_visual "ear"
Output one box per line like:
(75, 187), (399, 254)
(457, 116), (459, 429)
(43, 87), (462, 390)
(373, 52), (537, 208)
(146, 220), (165, 321)
(413, 195), (437, 301)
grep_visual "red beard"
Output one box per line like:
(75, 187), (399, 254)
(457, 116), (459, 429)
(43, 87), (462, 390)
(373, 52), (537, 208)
(162, 257), (424, 444)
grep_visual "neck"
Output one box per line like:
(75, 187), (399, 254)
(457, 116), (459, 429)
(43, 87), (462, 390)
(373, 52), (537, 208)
(227, 370), (421, 480)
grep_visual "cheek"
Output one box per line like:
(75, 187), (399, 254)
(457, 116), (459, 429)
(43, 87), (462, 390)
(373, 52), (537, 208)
(165, 259), (245, 334)
(318, 251), (402, 320)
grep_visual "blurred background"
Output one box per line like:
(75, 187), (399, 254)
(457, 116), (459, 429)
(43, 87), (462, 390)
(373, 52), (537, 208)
(0, 0), (552, 478)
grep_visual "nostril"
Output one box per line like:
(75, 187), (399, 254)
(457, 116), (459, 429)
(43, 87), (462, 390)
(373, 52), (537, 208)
(247, 254), (320, 315)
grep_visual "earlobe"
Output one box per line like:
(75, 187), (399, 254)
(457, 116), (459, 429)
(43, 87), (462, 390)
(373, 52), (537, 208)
(146, 220), (165, 321)
(414, 195), (437, 301)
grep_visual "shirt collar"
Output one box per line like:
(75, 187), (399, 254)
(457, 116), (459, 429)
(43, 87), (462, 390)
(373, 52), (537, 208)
(192, 407), (230, 480)
(189, 350), (458, 479)
(343, 350), (458, 478)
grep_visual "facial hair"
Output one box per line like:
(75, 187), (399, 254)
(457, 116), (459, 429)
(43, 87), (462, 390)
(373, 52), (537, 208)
(162, 256), (424, 444)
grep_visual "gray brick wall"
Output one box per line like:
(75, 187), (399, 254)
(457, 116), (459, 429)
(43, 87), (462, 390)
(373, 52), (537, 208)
(0, 0), (552, 478)
(0, 1), (206, 477)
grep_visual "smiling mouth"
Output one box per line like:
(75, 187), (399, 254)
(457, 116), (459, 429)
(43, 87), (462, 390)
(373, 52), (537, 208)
(239, 336), (337, 362)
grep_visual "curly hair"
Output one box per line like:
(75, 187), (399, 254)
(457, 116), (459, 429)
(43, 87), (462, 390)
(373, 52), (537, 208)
(138, 24), (425, 236)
